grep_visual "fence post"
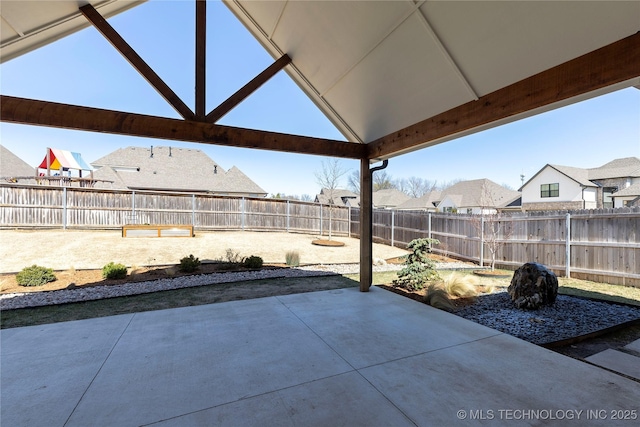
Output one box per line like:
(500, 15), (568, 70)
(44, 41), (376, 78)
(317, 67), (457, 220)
(565, 212), (571, 278)
(319, 204), (323, 236)
(348, 206), (351, 237)
(428, 212), (432, 250)
(192, 194), (196, 227)
(286, 200), (290, 232)
(131, 191), (136, 224)
(241, 197), (245, 230)
(480, 216), (485, 267)
(62, 187), (67, 229)
(391, 210), (395, 247)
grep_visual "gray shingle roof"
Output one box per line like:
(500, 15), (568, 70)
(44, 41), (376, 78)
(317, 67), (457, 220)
(588, 157), (640, 180)
(372, 188), (411, 208)
(549, 165), (596, 187)
(613, 182), (640, 197)
(91, 146), (266, 195)
(0, 144), (35, 178)
(396, 191), (441, 210)
(439, 179), (521, 208)
(315, 189), (359, 206)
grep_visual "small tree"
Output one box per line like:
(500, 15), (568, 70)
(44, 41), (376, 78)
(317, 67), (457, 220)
(471, 183), (514, 271)
(393, 238), (441, 291)
(315, 159), (348, 240)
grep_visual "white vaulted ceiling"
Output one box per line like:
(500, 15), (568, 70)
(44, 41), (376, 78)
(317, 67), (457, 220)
(225, 0), (640, 147)
(0, 0), (145, 63)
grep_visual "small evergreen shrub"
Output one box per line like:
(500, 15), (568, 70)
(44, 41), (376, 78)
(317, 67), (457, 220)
(102, 262), (127, 280)
(16, 265), (56, 287)
(244, 255), (263, 269)
(179, 254), (201, 272)
(285, 251), (300, 267)
(393, 238), (441, 291)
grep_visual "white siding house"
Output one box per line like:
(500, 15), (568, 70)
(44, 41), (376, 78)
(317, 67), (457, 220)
(521, 158), (640, 211)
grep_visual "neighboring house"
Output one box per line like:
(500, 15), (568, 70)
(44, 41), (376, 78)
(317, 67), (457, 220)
(92, 146), (267, 197)
(435, 179), (521, 214)
(315, 188), (411, 209)
(372, 188), (411, 209)
(396, 190), (442, 211)
(520, 157), (640, 210)
(611, 183), (640, 208)
(0, 144), (35, 181)
(315, 189), (359, 207)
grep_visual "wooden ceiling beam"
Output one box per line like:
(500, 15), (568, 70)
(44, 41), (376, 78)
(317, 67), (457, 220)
(0, 95), (365, 159)
(195, 0), (206, 119)
(368, 32), (640, 160)
(206, 54), (292, 123)
(79, 4), (196, 121)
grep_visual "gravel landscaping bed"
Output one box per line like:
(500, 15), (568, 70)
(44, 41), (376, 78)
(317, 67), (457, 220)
(0, 262), (472, 310)
(455, 291), (640, 345)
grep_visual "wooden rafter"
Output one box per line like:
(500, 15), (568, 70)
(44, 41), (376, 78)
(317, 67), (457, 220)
(368, 32), (640, 160)
(206, 54), (292, 123)
(0, 96), (365, 159)
(79, 4), (195, 121)
(195, 0), (206, 119)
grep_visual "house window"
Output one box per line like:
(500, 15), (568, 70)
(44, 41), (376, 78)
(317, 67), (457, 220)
(540, 183), (559, 198)
(603, 187), (617, 209)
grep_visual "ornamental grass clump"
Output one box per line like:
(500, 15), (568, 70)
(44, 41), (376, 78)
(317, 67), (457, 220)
(393, 238), (441, 291)
(179, 254), (201, 273)
(16, 265), (57, 287)
(285, 251), (300, 267)
(102, 262), (127, 280)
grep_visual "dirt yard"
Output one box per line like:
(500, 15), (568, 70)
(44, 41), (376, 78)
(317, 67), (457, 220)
(0, 229), (408, 293)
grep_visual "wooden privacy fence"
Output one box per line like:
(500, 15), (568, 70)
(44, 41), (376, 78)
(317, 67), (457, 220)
(1, 185), (638, 286)
(353, 207), (639, 287)
(0, 185), (351, 236)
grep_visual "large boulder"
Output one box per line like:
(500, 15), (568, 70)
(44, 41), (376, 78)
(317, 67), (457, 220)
(507, 263), (558, 310)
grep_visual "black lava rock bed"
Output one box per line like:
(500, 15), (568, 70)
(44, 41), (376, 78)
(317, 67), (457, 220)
(454, 292), (640, 345)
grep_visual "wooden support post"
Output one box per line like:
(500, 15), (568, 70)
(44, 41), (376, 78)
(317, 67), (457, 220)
(360, 158), (373, 292)
(565, 213), (571, 278)
(195, 0), (206, 119)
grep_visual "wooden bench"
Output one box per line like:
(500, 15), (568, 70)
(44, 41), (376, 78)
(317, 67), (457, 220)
(122, 224), (194, 238)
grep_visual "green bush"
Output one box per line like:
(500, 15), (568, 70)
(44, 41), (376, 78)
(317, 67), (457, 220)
(16, 265), (57, 287)
(285, 251), (300, 267)
(179, 254), (201, 272)
(393, 238), (441, 291)
(244, 255), (263, 269)
(102, 262), (127, 280)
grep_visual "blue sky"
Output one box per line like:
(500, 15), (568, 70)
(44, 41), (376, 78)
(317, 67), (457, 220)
(1, 0), (639, 197)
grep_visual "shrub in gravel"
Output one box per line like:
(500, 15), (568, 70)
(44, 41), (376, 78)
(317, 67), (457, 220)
(244, 255), (263, 269)
(179, 254), (201, 273)
(16, 265), (57, 287)
(102, 262), (127, 280)
(285, 251), (300, 267)
(393, 238), (440, 291)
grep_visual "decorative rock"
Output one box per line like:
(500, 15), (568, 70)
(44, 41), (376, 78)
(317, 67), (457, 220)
(507, 262), (558, 310)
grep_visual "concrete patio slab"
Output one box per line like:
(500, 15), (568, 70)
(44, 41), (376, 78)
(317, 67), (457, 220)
(586, 348), (640, 380)
(624, 338), (640, 355)
(2, 287), (639, 427)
